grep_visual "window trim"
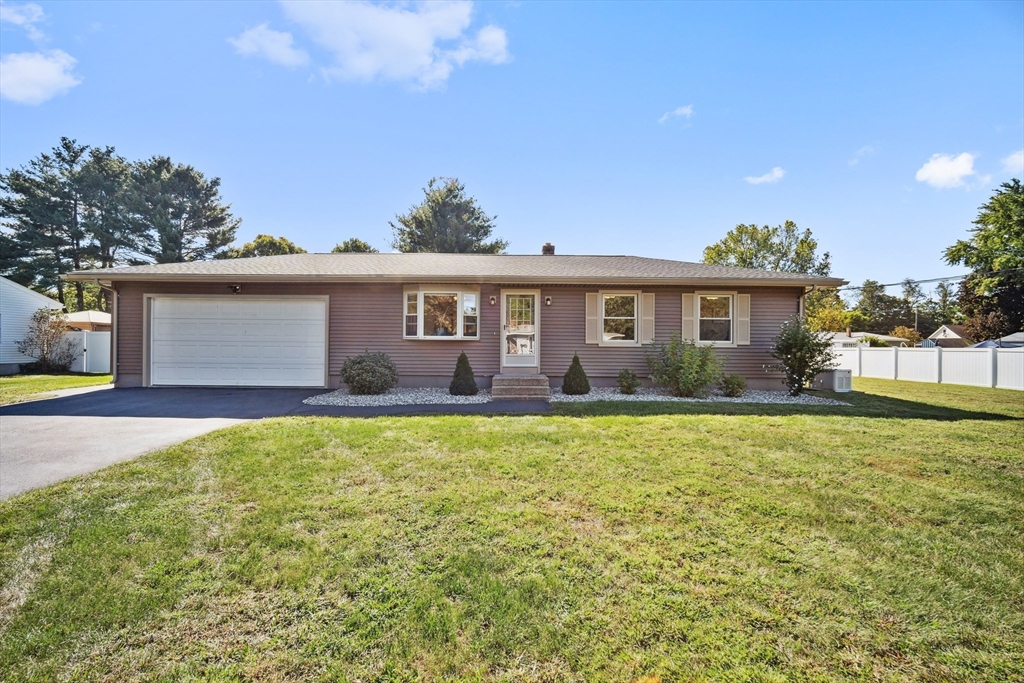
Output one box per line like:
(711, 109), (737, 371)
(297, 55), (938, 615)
(402, 286), (481, 341)
(597, 290), (641, 347)
(694, 291), (737, 347)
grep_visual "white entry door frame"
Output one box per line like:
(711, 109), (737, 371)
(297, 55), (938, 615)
(500, 290), (540, 372)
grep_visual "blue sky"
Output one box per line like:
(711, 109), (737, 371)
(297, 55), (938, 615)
(1, 1), (1022, 296)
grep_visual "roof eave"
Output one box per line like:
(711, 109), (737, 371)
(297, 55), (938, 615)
(61, 271), (847, 288)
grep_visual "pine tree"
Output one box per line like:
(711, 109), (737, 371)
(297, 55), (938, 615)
(449, 351), (479, 396)
(562, 353), (591, 395)
(133, 156), (239, 263)
(390, 177), (507, 253)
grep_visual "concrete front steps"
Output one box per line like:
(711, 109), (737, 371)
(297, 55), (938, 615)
(491, 374), (551, 401)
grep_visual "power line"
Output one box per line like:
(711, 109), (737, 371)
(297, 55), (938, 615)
(835, 266), (1024, 293)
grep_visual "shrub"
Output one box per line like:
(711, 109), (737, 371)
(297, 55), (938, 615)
(16, 308), (78, 373)
(617, 368), (641, 395)
(719, 373), (746, 397)
(341, 351), (399, 395)
(562, 353), (591, 395)
(449, 351), (478, 396)
(645, 334), (722, 398)
(769, 315), (837, 396)
(860, 335), (889, 348)
(890, 325), (923, 347)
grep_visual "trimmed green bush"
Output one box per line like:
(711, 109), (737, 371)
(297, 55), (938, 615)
(617, 368), (641, 395)
(562, 353), (591, 395)
(645, 334), (723, 398)
(719, 373), (746, 397)
(341, 351), (399, 395)
(769, 315), (838, 395)
(449, 351), (479, 396)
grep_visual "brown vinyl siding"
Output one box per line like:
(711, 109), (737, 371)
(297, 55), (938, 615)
(113, 280), (799, 386)
(538, 286), (798, 382)
(114, 281), (500, 382)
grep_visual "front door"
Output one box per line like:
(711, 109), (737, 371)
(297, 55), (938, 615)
(501, 290), (539, 371)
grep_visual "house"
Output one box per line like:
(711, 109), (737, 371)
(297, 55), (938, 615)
(0, 276), (64, 375)
(825, 330), (909, 348)
(928, 324), (972, 348)
(61, 249), (847, 391)
(971, 331), (1024, 348)
(65, 310), (112, 332)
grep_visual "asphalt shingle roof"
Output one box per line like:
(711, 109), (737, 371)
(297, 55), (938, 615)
(64, 253), (847, 287)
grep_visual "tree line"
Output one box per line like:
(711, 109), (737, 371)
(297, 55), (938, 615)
(700, 180), (1023, 341)
(3, 140), (1020, 341)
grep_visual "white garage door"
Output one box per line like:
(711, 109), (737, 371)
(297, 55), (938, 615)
(151, 297), (327, 387)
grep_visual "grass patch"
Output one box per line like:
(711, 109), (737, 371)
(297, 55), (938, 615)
(0, 380), (1021, 680)
(0, 374), (111, 406)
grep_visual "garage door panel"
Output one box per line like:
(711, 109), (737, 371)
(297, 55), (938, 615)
(151, 297), (327, 387)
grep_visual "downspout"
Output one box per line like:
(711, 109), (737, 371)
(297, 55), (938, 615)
(801, 285), (816, 317)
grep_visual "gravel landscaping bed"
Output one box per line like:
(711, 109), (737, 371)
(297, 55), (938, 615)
(304, 387), (492, 406)
(550, 387), (850, 405)
(305, 386), (849, 407)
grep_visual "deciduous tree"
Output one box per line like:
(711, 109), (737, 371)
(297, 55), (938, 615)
(332, 238), (378, 253)
(944, 178), (1024, 334)
(703, 221), (831, 275)
(220, 234), (305, 259)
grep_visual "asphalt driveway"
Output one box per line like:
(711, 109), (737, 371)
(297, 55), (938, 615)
(0, 387), (549, 500)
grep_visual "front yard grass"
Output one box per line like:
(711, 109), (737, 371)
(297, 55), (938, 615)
(0, 373), (111, 406)
(1, 379), (1021, 680)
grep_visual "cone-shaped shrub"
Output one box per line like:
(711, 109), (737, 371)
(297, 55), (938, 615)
(449, 351), (479, 395)
(562, 353), (591, 395)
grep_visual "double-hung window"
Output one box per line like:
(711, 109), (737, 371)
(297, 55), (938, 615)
(698, 294), (732, 343)
(404, 288), (479, 340)
(602, 292), (639, 345)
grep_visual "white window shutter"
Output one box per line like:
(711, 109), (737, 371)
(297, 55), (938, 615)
(736, 294), (751, 346)
(681, 293), (696, 341)
(585, 293), (600, 344)
(641, 293), (656, 344)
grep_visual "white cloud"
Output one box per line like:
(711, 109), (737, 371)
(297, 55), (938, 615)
(1002, 149), (1024, 175)
(0, 49), (80, 104)
(279, 0), (509, 89)
(744, 167), (786, 185)
(658, 105), (693, 124)
(915, 152), (977, 189)
(848, 145), (875, 166)
(228, 23), (309, 68)
(0, 1), (46, 42)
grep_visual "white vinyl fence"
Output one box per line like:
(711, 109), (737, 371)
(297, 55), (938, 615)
(836, 346), (1023, 391)
(64, 330), (111, 374)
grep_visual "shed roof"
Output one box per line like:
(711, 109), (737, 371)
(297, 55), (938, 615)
(63, 253), (847, 287)
(65, 310), (111, 324)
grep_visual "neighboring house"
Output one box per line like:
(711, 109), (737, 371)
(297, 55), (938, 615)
(65, 310), (112, 332)
(62, 249), (846, 390)
(825, 331), (908, 348)
(928, 324), (972, 348)
(971, 331), (1024, 348)
(0, 277), (64, 375)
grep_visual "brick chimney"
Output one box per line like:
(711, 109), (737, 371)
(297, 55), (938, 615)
(846, 327), (852, 337)
(542, 242), (555, 255)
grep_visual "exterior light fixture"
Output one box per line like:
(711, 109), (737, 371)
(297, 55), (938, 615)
(229, 284), (242, 294)
(489, 295), (496, 305)
(545, 296), (552, 306)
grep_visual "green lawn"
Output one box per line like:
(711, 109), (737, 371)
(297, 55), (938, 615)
(1, 379), (1021, 681)
(0, 373), (112, 406)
